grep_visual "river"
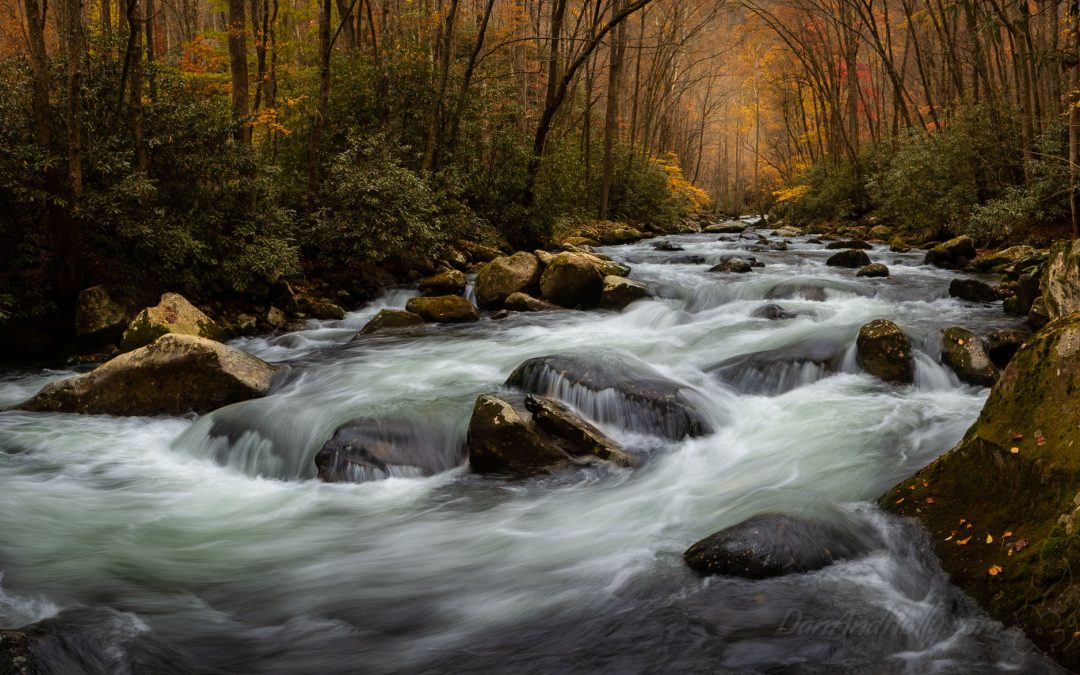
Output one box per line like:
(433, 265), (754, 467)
(0, 229), (1064, 674)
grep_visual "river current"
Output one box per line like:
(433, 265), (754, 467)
(0, 230), (1065, 674)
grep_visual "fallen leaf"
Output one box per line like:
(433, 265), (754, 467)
(922, 480), (929, 488)
(966, 523), (974, 529)
(1037, 436), (1046, 446)
(986, 533), (994, 544)
(909, 485), (916, 490)
(958, 339), (965, 345)
(1012, 433), (1024, 441)
(1010, 447), (1020, 454)
(957, 535), (973, 545)
(895, 497), (905, 505)
(1014, 538), (1029, 552)
(926, 497), (935, 504)
(989, 565), (1002, 576)
(1008, 548), (1014, 557)
(1003, 531), (1013, 539)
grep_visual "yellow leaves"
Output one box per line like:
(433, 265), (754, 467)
(988, 565), (1003, 576)
(652, 154), (711, 214)
(772, 184), (811, 204)
(895, 497), (905, 505)
(986, 533), (994, 544)
(1010, 447), (1020, 454)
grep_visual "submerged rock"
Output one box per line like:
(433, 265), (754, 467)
(653, 240), (684, 251)
(20, 334), (276, 416)
(765, 281), (827, 302)
(1042, 239), (1080, 321)
(924, 235), (976, 269)
(539, 252), (605, 308)
(475, 252), (543, 309)
(598, 276), (651, 310)
(709, 259), (753, 274)
(940, 327), (999, 387)
(708, 341), (843, 395)
(881, 311), (1080, 670)
(505, 354), (711, 440)
(405, 295), (480, 323)
(120, 292), (222, 352)
(750, 304), (796, 320)
(315, 419), (462, 482)
(949, 278), (997, 303)
(684, 513), (880, 579)
(856, 319), (914, 384)
(826, 249), (872, 268)
(357, 309), (425, 336)
(856, 263), (889, 278)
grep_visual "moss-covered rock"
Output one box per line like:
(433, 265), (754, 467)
(504, 292), (562, 312)
(826, 249), (872, 268)
(881, 311), (1080, 670)
(475, 253), (542, 309)
(73, 285), (137, 340)
(856, 319), (914, 384)
(418, 268), (467, 297)
(1042, 239), (1080, 321)
(941, 327), (999, 387)
(924, 235), (977, 269)
(119, 292), (222, 352)
(19, 334), (276, 416)
(539, 252), (605, 308)
(949, 278), (997, 303)
(987, 328), (1030, 369)
(856, 263), (889, 278)
(356, 309), (425, 336)
(598, 276), (651, 310)
(824, 239), (872, 250)
(467, 395), (581, 476)
(301, 297), (346, 320)
(973, 245), (1038, 272)
(709, 258), (753, 273)
(405, 295), (479, 323)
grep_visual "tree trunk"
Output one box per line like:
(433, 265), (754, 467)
(305, 0), (332, 207)
(1070, 9), (1080, 237)
(599, 0), (625, 221)
(228, 0), (251, 143)
(59, 0), (85, 299)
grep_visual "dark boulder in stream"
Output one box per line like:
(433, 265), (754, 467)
(949, 278), (997, 303)
(856, 263), (889, 278)
(316, 419), (463, 482)
(505, 354), (712, 440)
(764, 281), (828, 302)
(856, 320), (914, 384)
(684, 513), (880, 579)
(356, 309), (425, 336)
(708, 341), (844, 395)
(825, 239), (872, 250)
(940, 327), (999, 387)
(924, 235), (976, 269)
(751, 303), (796, 320)
(826, 249), (872, 268)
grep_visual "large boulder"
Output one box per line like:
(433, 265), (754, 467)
(598, 276), (651, 310)
(972, 245), (1038, 272)
(506, 354), (711, 440)
(765, 281), (827, 302)
(1042, 239), (1080, 321)
(475, 253), (543, 309)
(504, 292), (562, 312)
(709, 259), (753, 274)
(708, 340), (844, 395)
(419, 268), (467, 297)
(949, 278), (997, 303)
(300, 296), (346, 320)
(1002, 273), (1041, 316)
(405, 295), (479, 323)
(653, 240), (684, 251)
(592, 256), (631, 278)
(74, 286), (137, 340)
(826, 249), (872, 268)
(684, 513), (880, 579)
(357, 309), (425, 336)
(703, 222), (746, 234)
(466, 394), (631, 476)
(120, 292), (222, 352)
(539, 252), (605, 308)
(882, 312), (1080, 670)
(315, 420), (462, 482)
(940, 327), (999, 387)
(924, 235), (977, 269)
(824, 239), (872, 250)
(856, 263), (889, 278)
(856, 319), (914, 384)
(20, 334), (276, 416)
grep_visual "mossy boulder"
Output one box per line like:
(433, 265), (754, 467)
(300, 296), (346, 320)
(1042, 239), (1080, 321)
(120, 292), (222, 352)
(987, 328), (1030, 369)
(924, 235), (976, 269)
(709, 258), (753, 274)
(704, 222), (747, 234)
(598, 276), (651, 310)
(418, 268), (467, 297)
(539, 252), (605, 308)
(74, 285), (137, 340)
(949, 278), (997, 303)
(19, 334), (276, 416)
(856, 263), (889, 278)
(824, 239), (872, 250)
(826, 249), (872, 268)
(940, 327), (999, 387)
(973, 245), (1039, 272)
(504, 292), (562, 312)
(475, 252), (543, 309)
(591, 256), (631, 278)
(356, 309), (425, 336)
(405, 295), (479, 323)
(881, 311), (1080, 670)
(856, 319), (914, 384)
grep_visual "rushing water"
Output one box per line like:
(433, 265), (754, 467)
(0, 230), (1064, 674)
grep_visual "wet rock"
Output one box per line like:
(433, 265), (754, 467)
(593, 257), (632, 278)
(704, 222), (746, 234)
(766, 241), (788, 251)
(405, 296), (479, 324)
(653, 240), (684, 251)
(889, 237), (910, 253)
(825, 239), (872, 250)
(972, 245), (1038, 272)
(419, 268), (467, 297)
(357, 309), (425, 336)
(598, 276), (651, 310)
(881, 311), (1080, 670)
(856, 263), (889, 278)
(764, 281), (827, 302)
(684, 513), (880, 579)
(924, 235), (976, 269)
(669, 254), (707, 265)
(1028, 296), (1050, 329)
(20, 334), (276, 416)
(986, 328), (1030, 369)
(300, 297), (346, 321)
(266, 306), (287, 329)
(856, 319), (914, 384)
(740, 228), (765, 241)
(949, 278), (997, 303)
(523, 395), (634, 467)
(1042, 239), (1080, 321)
(491, 309), (511, 320)
(505, 292), (562, 312)
(1001, 273), (1041, 316)
(826, 249), (872, 268)
(708, 341), (843, 395)
(475, 253), (543, 309)
(74, 286), (137, 340)
(456, 240), (504, 263)
(870, 224), (892, 239)
(709, 258), (753, 274)
(539, 252), (605, 308)
(773, 226), (803, 237)
(315, 420), (462, 482)
(750, 304), (796, 320)
(506, 354), (711, 440)
(120, 292), (223, 352)
(940, 327), (999, 387)
(442, 248), (469, 271)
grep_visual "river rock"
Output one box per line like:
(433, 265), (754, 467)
(986, 328), (1030, 369)
(825, 239), (872, 250)
(533, 249), (555, 266)
(539, 252), (605, 308)
(709, 258), (753, 274)
(653, 240), (684, 251)
(708, 340), (843, 395)
(74, 286), (137, 340)
(1001, 273), (1041, 316)
(505, 292), (562, 312)
(1029, 296), (1050, 329)
(1042, 239), (1080, 321)
(405, 295), (480, 323)
(773, 227), (803, 237)
(856, 319), (914, 384)
(856, 263), (889, 278)
(315, 420), (461, 482)
(357, 309), (425, 336)
(20, 334), (276, 416)
(300, 296), (346, 321)
(826, 250), (872, 268)
(505, 354), (711, 440)
(765, 281), (827, 302)
(972, 245), (1038, 272)
(475, 252), (543, 309)
(419, 268), (467, 297)
(889, 237), (911, 253)
(598, 276), (650, 310)
(593, 257), (632, 278)
(924, 235), (976, 269)
(940, 327), (999, 387)
(949, 278), (997, 303)
(456, 240), (504, 263)
(683, 513), (880, 579)
(751, 304), (796, 320)
(881, 311), (1080, 670)
(119, 292), (222, 352)
(523, 395), (634, 467)
(704, 222), (747, 234)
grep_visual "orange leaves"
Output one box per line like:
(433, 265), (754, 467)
(956, 535), (972, 545)
(988, 565), (1003, 576)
